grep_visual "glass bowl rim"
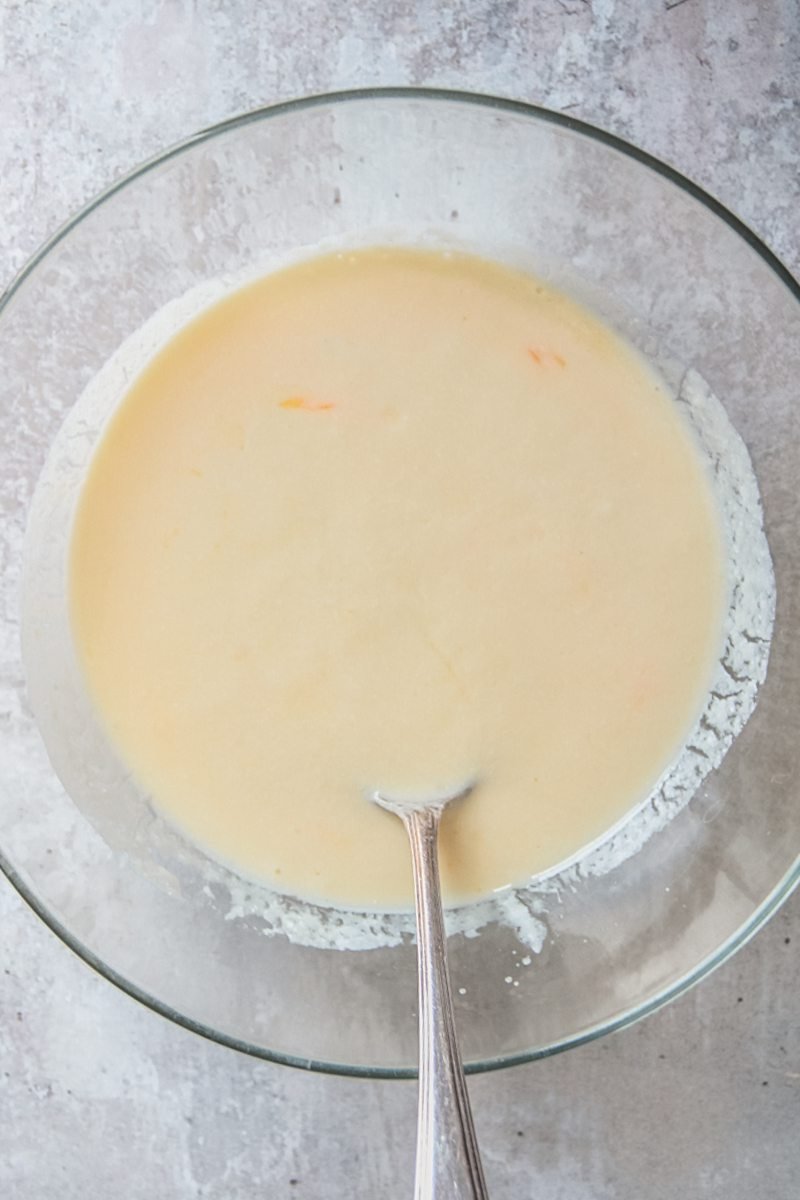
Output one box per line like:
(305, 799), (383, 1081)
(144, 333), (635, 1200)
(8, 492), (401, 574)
(2, 86), (798, 1080)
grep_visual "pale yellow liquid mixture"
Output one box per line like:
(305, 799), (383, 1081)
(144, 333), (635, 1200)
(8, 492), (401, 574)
(70, 249), (724, 908)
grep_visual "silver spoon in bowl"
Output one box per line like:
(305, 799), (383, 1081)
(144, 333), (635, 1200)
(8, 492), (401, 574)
(372, 784), (490, 1200)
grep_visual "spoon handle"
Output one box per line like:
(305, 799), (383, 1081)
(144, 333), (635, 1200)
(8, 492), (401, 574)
(401, 805), (490, 1200)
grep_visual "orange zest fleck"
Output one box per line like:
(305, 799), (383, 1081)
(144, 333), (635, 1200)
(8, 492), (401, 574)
(279, 396), (335, 412)
(527, 347), (567, 369)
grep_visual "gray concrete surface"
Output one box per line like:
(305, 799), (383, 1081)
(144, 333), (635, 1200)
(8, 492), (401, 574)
(1, 2), (798, 1197)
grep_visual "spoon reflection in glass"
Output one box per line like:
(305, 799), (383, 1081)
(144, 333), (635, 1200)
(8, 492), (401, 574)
(372, 784), (490, 1200)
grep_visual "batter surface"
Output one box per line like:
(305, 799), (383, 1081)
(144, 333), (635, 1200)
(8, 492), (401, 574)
(70, 248), (724, 907)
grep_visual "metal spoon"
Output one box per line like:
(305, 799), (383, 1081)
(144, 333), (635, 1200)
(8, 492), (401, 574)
(372, 785), (490, 1200)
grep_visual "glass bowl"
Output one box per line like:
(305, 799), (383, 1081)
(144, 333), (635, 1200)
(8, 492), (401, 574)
(1, 90), (798, 1078)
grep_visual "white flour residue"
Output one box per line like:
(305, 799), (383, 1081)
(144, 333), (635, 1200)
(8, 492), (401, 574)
(186, 844), (549, 954)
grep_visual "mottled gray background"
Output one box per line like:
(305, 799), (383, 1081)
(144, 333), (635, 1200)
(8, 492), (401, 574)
(1, 3), (798, 1198)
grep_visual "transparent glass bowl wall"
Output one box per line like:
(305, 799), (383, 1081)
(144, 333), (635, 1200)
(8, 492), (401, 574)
(1, 92), (798, 1076)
